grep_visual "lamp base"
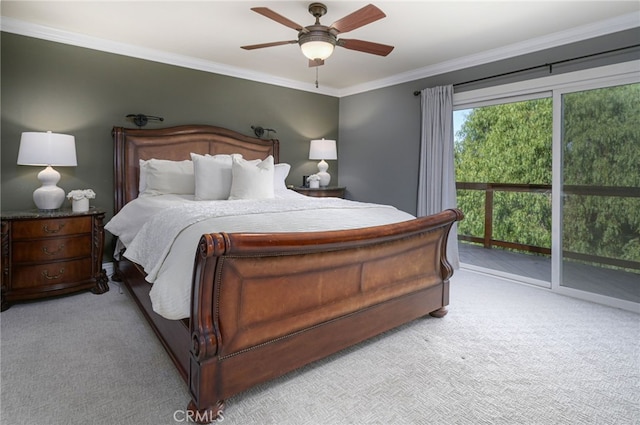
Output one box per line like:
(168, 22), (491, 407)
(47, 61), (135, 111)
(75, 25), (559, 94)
(33, 166), (66, 210)
(317, 160), (331, 187)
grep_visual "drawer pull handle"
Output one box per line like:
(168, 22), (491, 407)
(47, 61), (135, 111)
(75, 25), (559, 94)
(43, 244), (65, 256)
(42, 268), (64, 280)
(43, 223), (66, 234)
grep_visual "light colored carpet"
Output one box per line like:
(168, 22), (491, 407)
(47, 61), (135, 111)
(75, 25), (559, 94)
(1, 269), (638, 425)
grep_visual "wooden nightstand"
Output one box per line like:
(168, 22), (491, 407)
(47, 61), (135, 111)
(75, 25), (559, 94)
(1, 208), (109, 311)
(292, 186), (346, 198)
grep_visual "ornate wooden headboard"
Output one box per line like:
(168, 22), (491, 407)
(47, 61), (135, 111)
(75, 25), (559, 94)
(112, 125), (280, 214)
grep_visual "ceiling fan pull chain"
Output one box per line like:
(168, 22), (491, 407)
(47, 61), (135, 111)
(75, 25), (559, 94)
(315, 67), (319, 88)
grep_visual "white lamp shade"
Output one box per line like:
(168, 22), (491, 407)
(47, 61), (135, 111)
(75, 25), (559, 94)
(17, 131), (77, 166)
(309, 138), (337, 187)
(309, 139), (337, 160)
(300, 41), (335, 61)
(17, 131), (77, 210)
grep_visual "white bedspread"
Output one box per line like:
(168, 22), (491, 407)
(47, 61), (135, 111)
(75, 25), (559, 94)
(106, 191), (415, 320)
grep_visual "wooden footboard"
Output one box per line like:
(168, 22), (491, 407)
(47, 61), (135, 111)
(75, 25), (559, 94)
(187, 208), (463, 420)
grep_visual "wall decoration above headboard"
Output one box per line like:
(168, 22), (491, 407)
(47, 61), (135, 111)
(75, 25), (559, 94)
(250, 125), (276, 138)
(126, 114), (165, 128)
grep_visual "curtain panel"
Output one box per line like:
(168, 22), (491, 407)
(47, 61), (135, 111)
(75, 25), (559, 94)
(417, 85), (460, 269)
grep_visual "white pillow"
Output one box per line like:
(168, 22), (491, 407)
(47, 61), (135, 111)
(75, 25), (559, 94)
(141, 159), (194, 196)
(274, 163), (291, 193)
(139, 159), (148, 193)
(228, 155), (275, 200)
(191, 153), (234, 200)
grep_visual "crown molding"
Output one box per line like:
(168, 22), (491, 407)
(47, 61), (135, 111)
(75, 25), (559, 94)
(2, 12), (637, 98)
(337, 12), (640, 97)
(0, 16), (341, 97)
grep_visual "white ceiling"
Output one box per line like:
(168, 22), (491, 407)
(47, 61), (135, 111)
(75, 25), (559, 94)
(2, 1), (639, 96)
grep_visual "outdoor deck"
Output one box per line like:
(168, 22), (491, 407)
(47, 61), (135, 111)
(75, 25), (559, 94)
(459, 242), (639, 304)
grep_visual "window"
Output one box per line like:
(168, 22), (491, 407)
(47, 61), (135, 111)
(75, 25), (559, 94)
(454, 99), (552, 285)
(453, 61), (639, 311)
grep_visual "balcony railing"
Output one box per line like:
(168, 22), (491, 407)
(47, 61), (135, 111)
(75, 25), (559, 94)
(456, 182), (640, 271)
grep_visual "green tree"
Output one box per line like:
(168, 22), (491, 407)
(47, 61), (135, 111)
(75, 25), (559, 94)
(562, 84), (640, 263)
(455, 83), (640, 267)
(455, 99), (553, 248)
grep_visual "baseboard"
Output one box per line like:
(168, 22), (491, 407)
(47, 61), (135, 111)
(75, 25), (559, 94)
(460, 263), (551, 288)
(102, 261), (114, 278)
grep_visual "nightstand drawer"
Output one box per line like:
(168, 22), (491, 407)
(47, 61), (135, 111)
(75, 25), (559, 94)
(12, 216), (92, 239)
(12, 235), (92, 262)
(12, 258), (93, 289)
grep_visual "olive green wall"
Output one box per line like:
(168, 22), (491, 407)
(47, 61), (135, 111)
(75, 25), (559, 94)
(1, 33), (339, 252)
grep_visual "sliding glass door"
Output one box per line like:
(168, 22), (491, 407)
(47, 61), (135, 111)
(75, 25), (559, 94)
(557, 82), (640, 303)
(455, 62), (639, 310)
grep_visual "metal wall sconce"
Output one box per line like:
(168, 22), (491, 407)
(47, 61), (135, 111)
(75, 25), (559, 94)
(126, 114), (164, 128)
(251, 125), (276, 138)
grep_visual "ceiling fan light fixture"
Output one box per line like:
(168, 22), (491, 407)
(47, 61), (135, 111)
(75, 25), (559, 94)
(300, 40), (334, 60)
(299, 31), (336, 60)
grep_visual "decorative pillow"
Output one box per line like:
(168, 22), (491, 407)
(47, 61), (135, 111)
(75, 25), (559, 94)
(228, 155), (275, 200)
(274, 163), (291, 193)
(140, 159), (194, 196)
(191, 153), (234, 200)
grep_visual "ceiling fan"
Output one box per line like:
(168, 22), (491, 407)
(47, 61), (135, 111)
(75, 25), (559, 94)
(241, 3), (394, 67)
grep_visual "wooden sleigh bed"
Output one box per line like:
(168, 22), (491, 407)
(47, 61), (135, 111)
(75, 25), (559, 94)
(110, 124), (463, 422)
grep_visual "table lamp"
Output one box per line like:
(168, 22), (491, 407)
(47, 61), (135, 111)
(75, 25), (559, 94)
(17, 131), (77, 210)
(309, 138), (337, 187)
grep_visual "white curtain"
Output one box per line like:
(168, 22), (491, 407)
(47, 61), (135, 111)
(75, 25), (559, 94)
(417, 85), (460, 269)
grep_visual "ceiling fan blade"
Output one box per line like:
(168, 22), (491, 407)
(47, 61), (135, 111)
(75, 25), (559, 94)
(337, 39), (394, 56)
(330, 4), (386, 34)
(251, 7), (306, 32)
(241, 40), (298, 50)
(308, 59), (325, 67)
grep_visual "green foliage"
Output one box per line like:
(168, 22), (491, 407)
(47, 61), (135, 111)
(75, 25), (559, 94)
(493, 192), (551, 248)
(455, 99), (553, 247)
(563, 84), (640, 186)
(455, 83), (639, 267)
(562, 84), (640, 263)
(455, 99), (552, 184)
(456, 190), (484, 239)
